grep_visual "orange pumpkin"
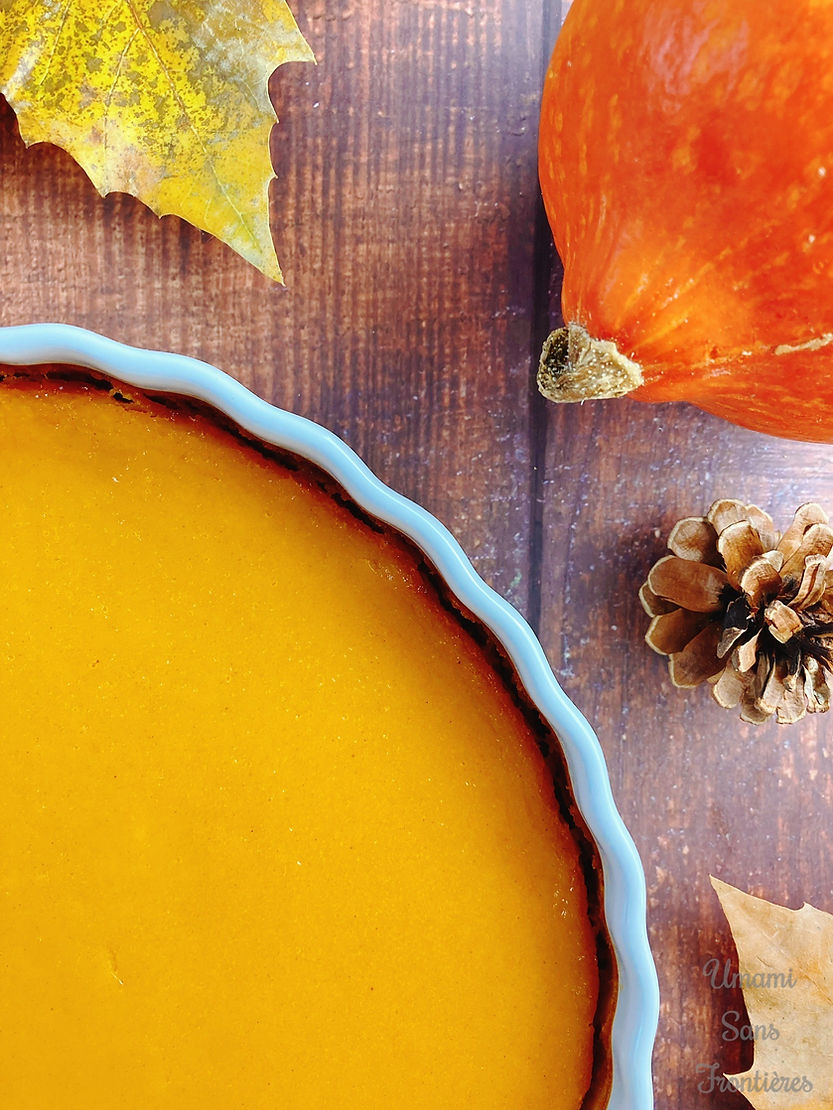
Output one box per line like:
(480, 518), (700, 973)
(538, 0), (833, 442)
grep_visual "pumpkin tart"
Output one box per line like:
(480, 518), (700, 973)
(0, 373), (606, 1108)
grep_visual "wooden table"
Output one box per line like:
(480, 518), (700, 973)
(3, 2), (832, 1106)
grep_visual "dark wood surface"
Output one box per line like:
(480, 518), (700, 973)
(3, 2), (832, 1106)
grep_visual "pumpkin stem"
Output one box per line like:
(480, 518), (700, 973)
(538, 323), (643, 403)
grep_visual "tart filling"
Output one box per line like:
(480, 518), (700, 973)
(1, 375), (603, 1109)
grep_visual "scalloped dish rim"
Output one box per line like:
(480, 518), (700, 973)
(0, 322), (659, 1110)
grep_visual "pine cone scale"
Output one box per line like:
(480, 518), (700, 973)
(764, 600), (803, 644)
(668, 624), (724, 688)
(668, 517), (721, 564)
(738, 556), (781, 607)
(780, 521), (833, 580)
(646, 609), (711, 656)
(776, 502), (828, 564)
(717, 520), (765, 588)
(647, 556), (728, 613)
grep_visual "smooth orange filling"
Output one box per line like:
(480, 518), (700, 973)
(0, 378), (598, 1109)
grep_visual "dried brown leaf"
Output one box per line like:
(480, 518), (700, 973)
(711, 878), (833, 1109)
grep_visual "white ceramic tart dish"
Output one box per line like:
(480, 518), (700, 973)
(0, 323), (658, 1109)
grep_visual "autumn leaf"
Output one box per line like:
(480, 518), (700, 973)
(0, 1), (314, 281)
(711, 876), (833, 1109)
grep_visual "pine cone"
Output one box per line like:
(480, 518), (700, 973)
(640, 500), (833, 725)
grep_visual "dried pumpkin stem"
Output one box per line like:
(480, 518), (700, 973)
(538, 323), (644, 403)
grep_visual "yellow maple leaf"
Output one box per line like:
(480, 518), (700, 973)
(0, 0), (314, 281)
(711, 877), (833, 1110)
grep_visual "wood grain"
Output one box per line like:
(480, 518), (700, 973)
(538, 395), (833, 1105)
(0, 0), (545, 609)
(3, 1), (833, 1107)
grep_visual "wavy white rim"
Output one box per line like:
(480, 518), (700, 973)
(0, 322), (658, 1108)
